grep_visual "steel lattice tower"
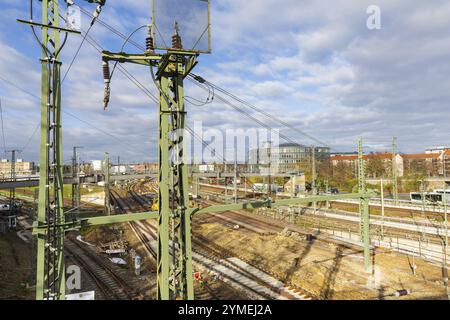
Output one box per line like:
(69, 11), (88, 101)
(35, 0), (66, 300)
(392, 137), (399, 206)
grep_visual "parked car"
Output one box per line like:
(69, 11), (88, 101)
(331, 187), (339, 194)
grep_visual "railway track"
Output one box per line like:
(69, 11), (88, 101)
(65, 238), (139, 300)
(198, 183), (446, 219)
(115, 181), (313, 300)
(197, 184), (448, 242)
(131, 219), (313, 300)
(195, 190), (450, 266)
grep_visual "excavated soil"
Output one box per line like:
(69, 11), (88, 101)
(193, 222), (449, 300)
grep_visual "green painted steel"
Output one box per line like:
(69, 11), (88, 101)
(28, 0), (105, 300)
(392, 137), (399, 206)
(190, 192), (373, 215)
(32, 0), (66, 300)
(358, 138), (371, 272)
(156, 54), (195, 300)
(104, 152), (111, 216)
(312, 146), (317, 212)
(28, 1), (375, 299)
(32, 212), (159, 235)
(157, 69), (171, 300)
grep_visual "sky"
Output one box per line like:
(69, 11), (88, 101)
(0, 0), (449, 164)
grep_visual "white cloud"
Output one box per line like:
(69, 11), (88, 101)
(1, 0), (449, 163)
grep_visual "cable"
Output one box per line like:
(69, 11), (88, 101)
(188, 78), (301, 146)
(185, 81), (214, 107)
(61, 23), (94, 83)
(189, 73), (337, 151)
(76, 14), (330, 151)
(74, 3), (340, 154)
(75, 28), (159, 103)
(72, 16), (294, 161)
(0, 98), (7, 155)
(109, 25), (148, 81)
(78, 6), (146, 51)
(22, 123), (40, 152)
(148, 64), (226, 163)
(0, 73), (150, 157)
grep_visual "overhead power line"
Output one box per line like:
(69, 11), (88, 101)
(188, 78), (302, 147)
(0, 73), (149, 157)
(72, 9), (335, 152)
(76, 26), (227, 163)
(0, 97), (7, 155)
(189, 73), (337, 151)
(61, 23), (94, 83)
(22, 123), (40, 152)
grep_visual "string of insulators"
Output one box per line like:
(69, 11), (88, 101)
(102, 59), (111, 110)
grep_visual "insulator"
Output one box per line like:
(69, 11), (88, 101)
(102, 60), (110, 84)
(146, 36), (154, 52)
(93, 5), (101, 19)
(172, 34), (182, 49)
(172, 21), (182, 49)
(193, 75), (206, 83)
(103, 84), (111, 110)
(91, 5), (102, 26)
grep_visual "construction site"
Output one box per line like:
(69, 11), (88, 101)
(0, 0), (449, 303)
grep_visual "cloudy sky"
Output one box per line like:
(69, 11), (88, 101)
(0, 0), (449, 164)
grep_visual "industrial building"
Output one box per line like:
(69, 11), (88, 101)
(0, 159), (35, 177)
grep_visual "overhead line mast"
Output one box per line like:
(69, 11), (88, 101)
(392, 136), (399, 206)
(23, 0), (374, 301)
(18, 0), (105, 300)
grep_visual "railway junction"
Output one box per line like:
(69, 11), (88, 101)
(0, 0), (449, 303)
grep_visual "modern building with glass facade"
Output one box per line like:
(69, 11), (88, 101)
(248, 142), (330, 173)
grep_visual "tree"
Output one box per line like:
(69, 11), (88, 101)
(366, 158), (386, 178)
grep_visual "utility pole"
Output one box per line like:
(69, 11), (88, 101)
(267, 141), (272, 198)
(18, 0), (106, 300)
(443, 188), (449, 299)
(6, 149), (21, 228)
(195, 176), (199, 199)
(312, 146), (317, 213)
(104, 152), (111, 216)
(77, 156), (81, 210)
(71, 146), (83, 209)
(233, 149), (237, 203)
(102, 17), (210, 299)
(380, 178), (385, 240)
(291, 175), (295, 198)
(23, 1), (67, 300)
(392, 137), (399, 206)
(358, 138), (371, 272)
